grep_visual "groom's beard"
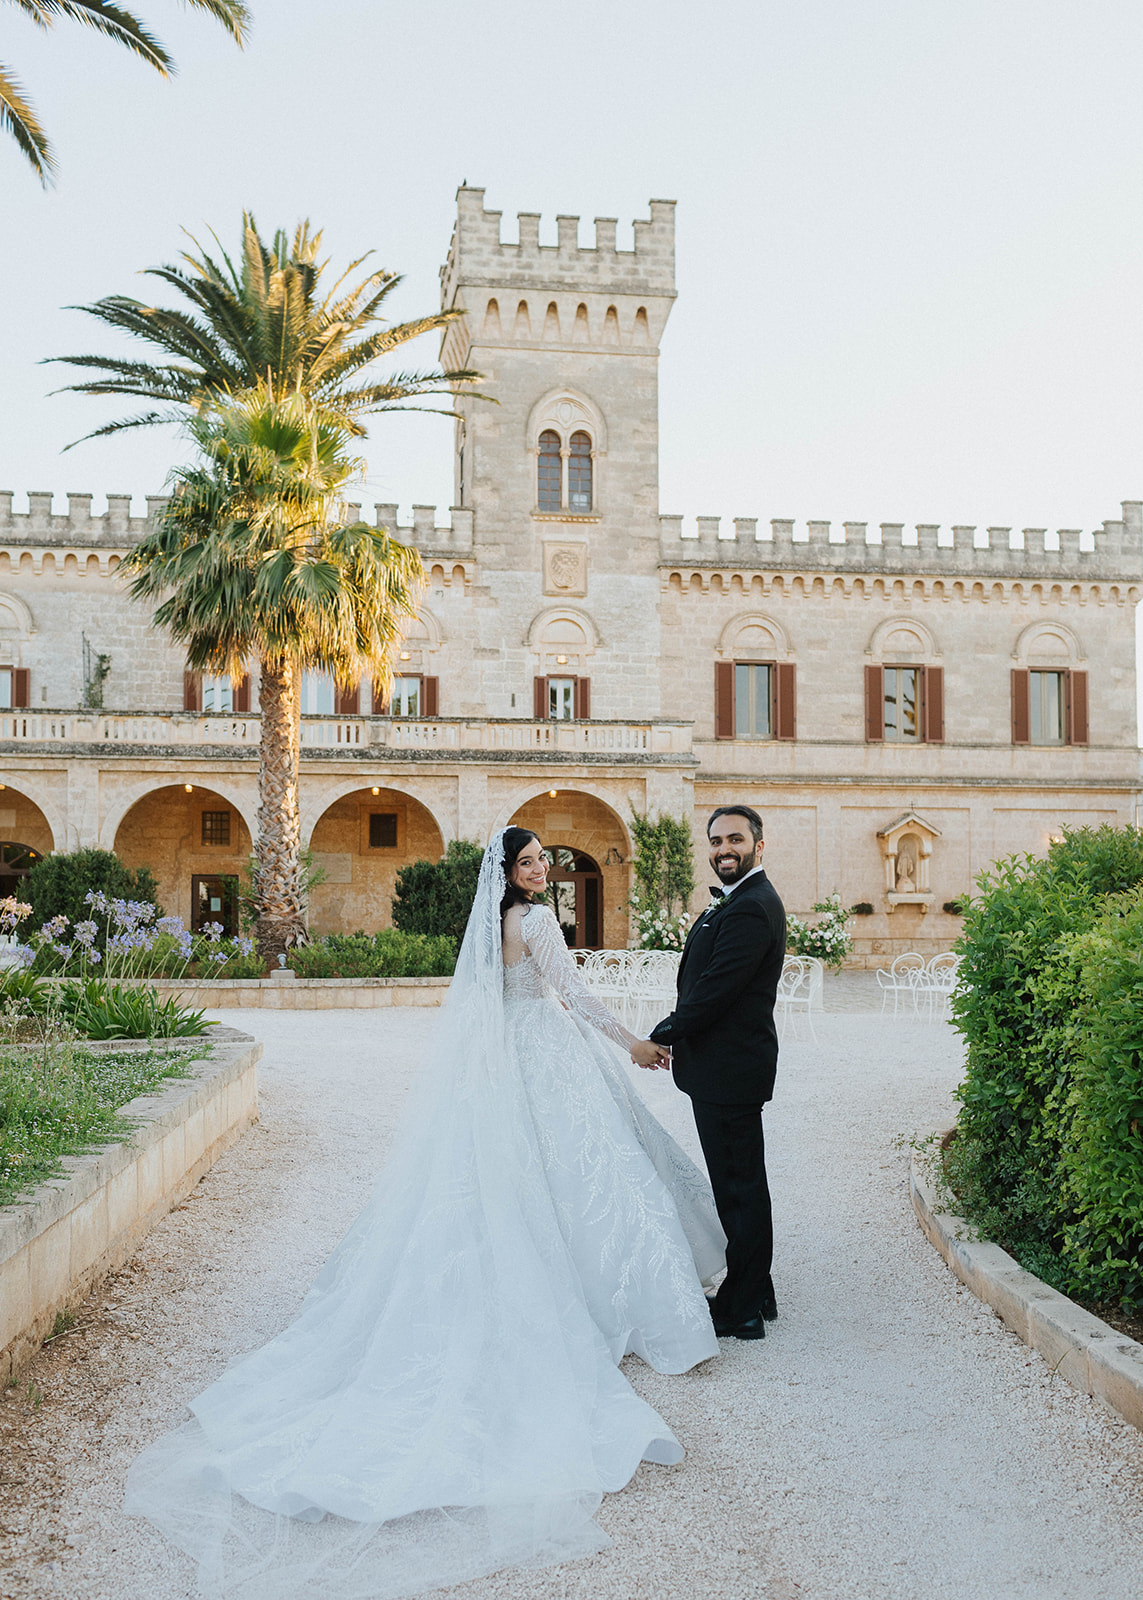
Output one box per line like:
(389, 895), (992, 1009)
(713, 851), (760, 884)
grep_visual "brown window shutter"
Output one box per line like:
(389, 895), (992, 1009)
(714, 660), (734, 739)
(1067, 669), (1088, 745)
(574, 677), (591, 719)
(371, 679), (390, 715)
(924, 666), (944, 743)
(183, 670), (202, 712)
(12, 668), (30, 708)
(423, 675), (439, 717)
(534, 676), (548, 719)
(233, 673), (251, 714)
(1011, 668), (1030, 744)
(334, 682), (359, 716)
(864, 665), (883, 742)
(775, 662), (796, 740)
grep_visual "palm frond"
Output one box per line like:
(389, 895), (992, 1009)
(49, 3), (174, 74)
(180, 0), (250, 47)
(0, 61), (54, 182)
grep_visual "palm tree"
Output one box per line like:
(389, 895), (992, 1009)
(52, 214), (480, 442)
(2, 1), (249, 184)
(125, 390), (425, 956)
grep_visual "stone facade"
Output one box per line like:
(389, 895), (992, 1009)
(0, 186), (1139, 957)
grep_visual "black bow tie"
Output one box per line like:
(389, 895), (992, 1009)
(709, 885), (727, 899)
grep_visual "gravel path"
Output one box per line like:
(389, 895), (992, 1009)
(2, 991), (1142, 1600)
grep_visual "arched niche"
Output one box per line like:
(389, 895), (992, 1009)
(524, 388), (608, 456)
(716, 612), (792, 660)
(867, 615), (940, 662)
(1012, 620), (1084, 667)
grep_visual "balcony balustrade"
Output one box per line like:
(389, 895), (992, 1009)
(0, 711), (693, 758)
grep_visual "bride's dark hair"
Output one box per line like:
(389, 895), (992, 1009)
(500, 827), (542, 919)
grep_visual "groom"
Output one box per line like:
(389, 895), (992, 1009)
(630, 805), (786, 1341)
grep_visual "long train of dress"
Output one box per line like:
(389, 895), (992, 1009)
(126, 901), (725, 1598)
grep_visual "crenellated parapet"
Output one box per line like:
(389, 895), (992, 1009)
(0, 490), (165, 547)
(440, 185), (676, 305)
(659, 502), (1143, 583)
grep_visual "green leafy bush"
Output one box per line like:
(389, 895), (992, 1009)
(949, 824), (1143, 1309)
(54, 978), (210, 1040)
(24, 849), (161, 934)
(0, 1041), (200, 1205)
(391, 840), (483, 943)
(290, 929), (456, 978)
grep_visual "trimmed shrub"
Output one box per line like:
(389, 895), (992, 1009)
(391, 840), (483, 944)
(25, 848), (161, 934)
(291, 929), (456, 979)
(949, 824), (1143, 1308)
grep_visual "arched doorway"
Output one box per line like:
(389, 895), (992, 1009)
(114, 784), (253, 932)
(508, 790), (630, 949)
(547, 847), (602, 948)
(0, 840), (43, 900)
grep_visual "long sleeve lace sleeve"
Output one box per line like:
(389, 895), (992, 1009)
(522, 905), (638, 1051)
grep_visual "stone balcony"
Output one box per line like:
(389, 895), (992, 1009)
(0, 711), (695, 764)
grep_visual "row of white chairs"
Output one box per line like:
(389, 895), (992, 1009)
(875, 952), (960, 1022)
(573, 947), (824, 1045)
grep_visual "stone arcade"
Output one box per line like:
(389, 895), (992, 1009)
(0, 187), (1139, 959)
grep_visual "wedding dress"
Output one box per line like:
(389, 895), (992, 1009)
(126, 834), (725, 1598)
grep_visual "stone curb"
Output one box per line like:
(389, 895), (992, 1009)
(910, 1151), (1143, 1432)
(0, 1033), (261, 1385)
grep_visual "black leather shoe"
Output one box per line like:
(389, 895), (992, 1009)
(712, 1313), (766, 1340)
(759, 1282), (778, 1322)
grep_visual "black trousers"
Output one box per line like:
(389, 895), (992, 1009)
(688, 1097), (773, 1324)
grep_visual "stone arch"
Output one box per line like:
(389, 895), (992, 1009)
(0, 591), (35, 641)
(112, 781), (257, 930)
(524, 387), (608, 456)
(867, 615), (941, 662)
(305, 783), (448, 934)
(525, 605), (601, 651)
(299, 776), (452, 848)
(101, 776), (257, 852)
(0, 780), (62, 855)
(716, 612), (793, 660)
(495, 785), (634, 949)
(394, 605), (443, 671)
(1012, 619), (1084, 666)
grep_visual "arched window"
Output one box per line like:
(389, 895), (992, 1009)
(568, 431), (592, 512)
(537, 429), (562, 511)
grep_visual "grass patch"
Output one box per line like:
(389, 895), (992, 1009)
(0, 1040), (207, 1207)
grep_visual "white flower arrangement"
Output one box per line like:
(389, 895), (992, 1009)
(786, 891), (854, 971)
(632, 905), (692, 952)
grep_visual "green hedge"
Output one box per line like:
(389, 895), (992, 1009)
(949, 825), (1143, 1310)
(290, 929), (456, 979)
(24, 848), (161, 932)
(391, 840), (483, 943)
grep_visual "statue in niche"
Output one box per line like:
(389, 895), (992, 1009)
(895, 835), (919, 894)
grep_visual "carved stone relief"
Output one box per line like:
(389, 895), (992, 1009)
(543, 542), (588, 597)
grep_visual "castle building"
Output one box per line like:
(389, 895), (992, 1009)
(0, 186), (1139, 959)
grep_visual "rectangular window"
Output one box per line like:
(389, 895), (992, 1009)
(390, 676), (421, 717)
(300, 671), (335, 715)
(883, 667), (919, 741)
(201, 810), (231, 847)
(201, 675), (233, 714)
(548, 677), (576, 720)
(0, 668), (29, 709)
(1030, 670), (1066, 745)
(369, 812), (398, 849)
(0, 669), (11, 710)
(734, 663), (773, 739)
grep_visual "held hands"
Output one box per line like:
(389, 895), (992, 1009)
(630, 1038), (671, 1071)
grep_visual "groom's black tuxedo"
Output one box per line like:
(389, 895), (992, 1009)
(649, 867), (786, 1328)
(649, 869), (786, 1105)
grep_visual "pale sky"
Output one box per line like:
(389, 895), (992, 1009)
(3, 0), (1143, 544)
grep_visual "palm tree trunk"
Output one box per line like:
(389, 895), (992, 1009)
(255, 657), (307, 957)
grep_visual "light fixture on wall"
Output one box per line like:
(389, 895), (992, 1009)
(548, 789), (558, 798)
(0, 783), (5, 791)
(184, 783), (193, 792)
(400, 651), (411, 661)
(371, 786), (380, 795)
(556, 655), (568, 665)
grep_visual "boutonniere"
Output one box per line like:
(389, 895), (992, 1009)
(701, 894), (732, 924)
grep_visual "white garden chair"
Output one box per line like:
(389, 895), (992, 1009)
(875, 952), (926, 1018)
(914, 952), (961, 1023)
(776, 956), (818, 1042)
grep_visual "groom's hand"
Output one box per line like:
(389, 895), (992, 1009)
(630, 1039), (671, 1070)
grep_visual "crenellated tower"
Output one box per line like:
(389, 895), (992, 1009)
(439, 186), (676, 580)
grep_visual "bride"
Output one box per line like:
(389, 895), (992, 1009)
(126, 827), (726, 1598)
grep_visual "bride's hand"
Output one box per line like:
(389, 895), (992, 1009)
(630, 1039), (670, 1070)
